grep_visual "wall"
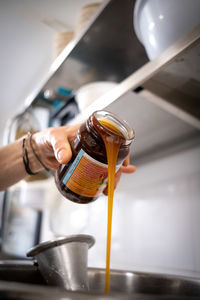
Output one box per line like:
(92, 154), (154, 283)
(51, 140), (200, 279)
(0, 1), (52, 144)
(0, 0), (101, 145)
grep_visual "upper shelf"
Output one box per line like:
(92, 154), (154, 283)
(25, 0), (200, 132)
(25, 0), (148, 107)
(69, 23), (200, 131)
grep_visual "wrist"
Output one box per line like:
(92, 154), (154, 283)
(24, 134), (44, 173)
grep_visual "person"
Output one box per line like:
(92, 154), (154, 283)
(0, 125), (136, 192)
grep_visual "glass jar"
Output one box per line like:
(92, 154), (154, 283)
(55, 110), (134, 204)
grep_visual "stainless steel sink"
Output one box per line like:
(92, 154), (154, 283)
(88, 268), (200, 296)
(0, 260), (200, 299)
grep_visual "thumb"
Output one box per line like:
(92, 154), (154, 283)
(49, 132), (72, 164)
(56, 143), (72, 164)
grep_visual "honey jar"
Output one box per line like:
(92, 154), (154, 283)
(55, 110), (134, 203)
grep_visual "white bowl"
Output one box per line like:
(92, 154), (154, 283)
(76, 81), (117, 112)
(134, 0), (200, 60)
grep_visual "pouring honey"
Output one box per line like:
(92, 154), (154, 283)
(97, 118), (125, 293)
(55, 110), (134, 292)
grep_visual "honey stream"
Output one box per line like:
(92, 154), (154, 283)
(98, 119), (123, 294)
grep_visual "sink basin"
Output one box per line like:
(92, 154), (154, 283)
(89, 268), (200, 296)
(0, 260), (200, 299)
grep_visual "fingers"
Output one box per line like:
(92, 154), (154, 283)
(48, 131), (71, 164)
(103, 168), (123, 196)
(32, 124), (81, 170)
(103, 187), (108, 196)
(122, 155), (130, 166)
(121, 155), (136, 173)
(44, 157), (60, 170)
(103, 163), (136, 195)
(56, 142), (72, 164)
(47, 124), (80, 164)
(120, 164), (136, 173)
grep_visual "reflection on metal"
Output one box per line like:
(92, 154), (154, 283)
(1, 262), (200, 299)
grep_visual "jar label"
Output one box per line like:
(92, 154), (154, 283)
(62, 149), (110, 198)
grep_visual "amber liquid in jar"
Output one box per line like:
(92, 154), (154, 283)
(55, 111), (134, 204)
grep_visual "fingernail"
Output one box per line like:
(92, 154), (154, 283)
(57, 149), (66, 162)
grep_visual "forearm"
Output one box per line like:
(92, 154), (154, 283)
(0, 124), (82, 191)
(0, 136), (43, 191)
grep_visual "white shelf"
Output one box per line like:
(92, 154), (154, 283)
(70, 24), (200, 131)
(22, 1), (200, 164)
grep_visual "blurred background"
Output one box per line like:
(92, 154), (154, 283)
(0, 0), (100, 145)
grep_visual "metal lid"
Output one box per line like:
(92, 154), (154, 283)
(26, 234), (95, 257)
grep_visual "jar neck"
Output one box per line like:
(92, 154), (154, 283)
(85, 113), (103, 144)
(88, 110), (134, 147)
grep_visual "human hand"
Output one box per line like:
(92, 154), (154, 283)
(32, 124), (80, 171)
(31, 126), (136, 189)
(103, 156), (136, 195)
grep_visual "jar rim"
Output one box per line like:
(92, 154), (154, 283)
(93, 110), (135, 143)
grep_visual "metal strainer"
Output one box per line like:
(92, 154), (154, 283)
(27, 234), (95, 291)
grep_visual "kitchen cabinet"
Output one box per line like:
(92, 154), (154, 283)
(24, 0), (200, 164)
